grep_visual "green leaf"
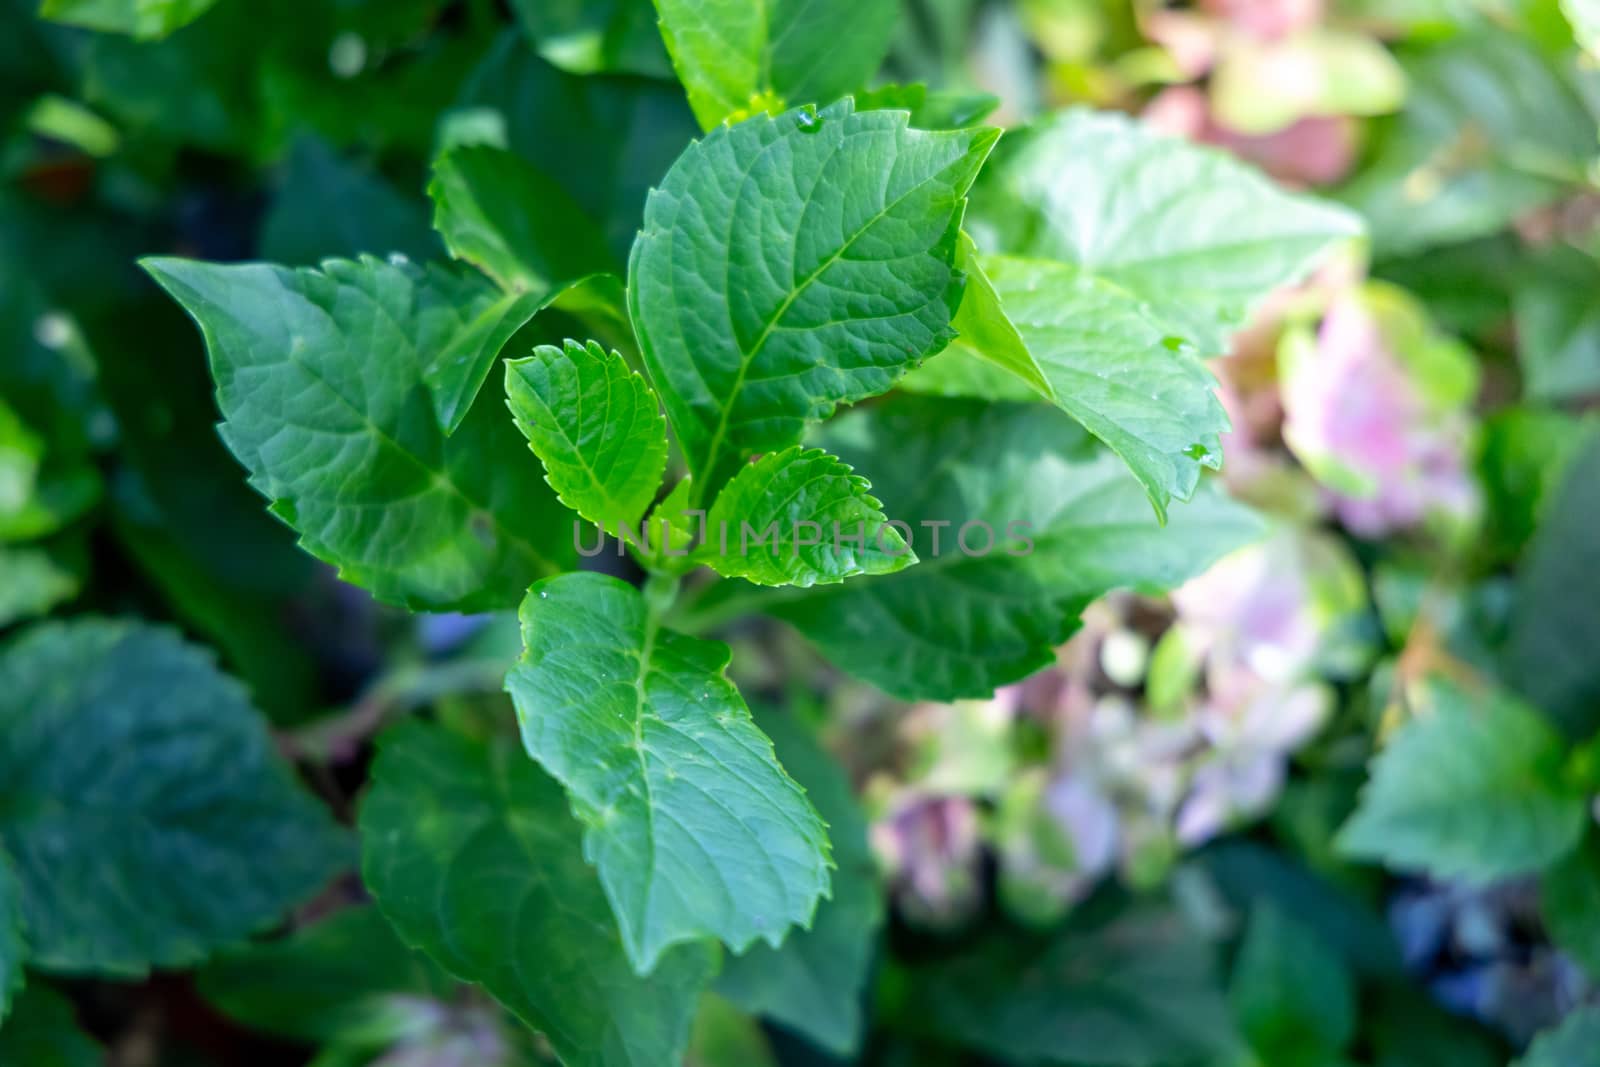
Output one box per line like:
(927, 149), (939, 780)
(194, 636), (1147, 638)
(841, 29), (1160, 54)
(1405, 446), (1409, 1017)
(198, 905), (455, 1044)
(1507, 434), (1600, 739)
(1542, 831), (1600, 979)
(508, 0), (670, 78)
(1515, 1005), (1600, 1067)
(907, 907), (1238, 1066)
(970, 108), (1362, 355)
(687, 993), (780, 1067)
(0, 619), (350, 976)
(1336, 33), (1594, 259)
(652, 0), (898, 129)
(38, 0), (220, 39)
(506, 572), (832, 972)
(0, 545), (79, 628)
(0, 856), (21, 1022)
(260, 136), (439, 267)
(716, 708), (884, 1055)
(1336, 678), (1589, 882)
(957, 253), (1228, 518)
(1231, 904), (1356, 1058)
(0, 984), (101, 1067)
(699, 397), (1263, 700)
(505, 339), (668, 534)
(360, 720), (715, 1067)
(628, 99), (998, 499)
(1514, 247), (1600, 404)
(143, 255), (575, 611)
(453, 32), (700, 262)
(429, 145), (617, 294)
(694, 446), (914, 587)
(855, 82), (1000, 129)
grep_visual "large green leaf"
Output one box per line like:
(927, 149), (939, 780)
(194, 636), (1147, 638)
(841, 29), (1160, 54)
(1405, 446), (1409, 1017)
(361, 721), (715, 1067)
(0, 984), (101, 1067)
(694, 446), (913, 586)
(143, 255), (575, 611)
(505, 339), (668, 535)
(505, 572), (832, 972)
(1336, 678), (1589, 882)
(652, 0), (898, 129)
(0, 619), (350, 976)
(628, 99), (998, 499)
(198, 905), (455, 1044)
(429, 145), (617, 294)
(716, 708), (884, 1055)
(39, 0), (219, 39)
(907, 908), (1238, 1066)
(969, 108), (1362, 355)
(691, 398), (1263, 700)
(955, 253), (1228, 518)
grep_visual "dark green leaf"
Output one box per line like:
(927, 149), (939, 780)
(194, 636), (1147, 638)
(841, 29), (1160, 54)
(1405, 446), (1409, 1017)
(260, 137), (439, 267)
(1515, 1006), (1600, 1067)
(0, 984), (100, 1067)
(1231, 904), (1356, 1057)
(0, 619), (350, 976)
(360, 720), (716, 1067)
(429, 145), (617, 294)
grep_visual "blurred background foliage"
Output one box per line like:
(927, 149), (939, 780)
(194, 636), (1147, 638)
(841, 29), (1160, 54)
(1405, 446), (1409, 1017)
(3, 0), (1600, 1064)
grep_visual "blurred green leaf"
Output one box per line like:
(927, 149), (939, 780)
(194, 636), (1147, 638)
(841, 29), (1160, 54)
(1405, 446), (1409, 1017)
(39, 0), (220, 39)
(1514, 246), (1600, 404)
(260, 137), (439, 266)
(1515, 1005), (1600, 1066)
(0, 984), (100, 1067)
(1231, 903), (1356, 1059)
(0, 618), (350, 976)
(1337, 677), (1588, 881)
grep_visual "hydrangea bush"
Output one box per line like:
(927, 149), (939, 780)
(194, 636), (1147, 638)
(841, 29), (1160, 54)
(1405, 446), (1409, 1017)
(1, 0), (1599, 1064)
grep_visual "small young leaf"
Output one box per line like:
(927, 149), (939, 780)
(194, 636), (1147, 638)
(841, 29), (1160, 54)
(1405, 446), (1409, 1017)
(430, 145), (616, 294)
(957, 253), (1229, 519)
(0, 984), (101, 1067)
(505, 339), (668, 534)
(0, 619), (350, 977)
(39, 0), (219, 39)
(970, 108), (1361, 354)
(652, 0), (898, 129)
(716, 708), (885, 1055)
(198, 906), (455, 1044)
(628, 99), (998, 499)
(695, 446), (914, 587)
(361, 721), (714, 1067)
(143, 255), (575, 611)
(505, 572), (832, 973)
(1336, 678), (1589, 882)
(702, 397), (1263, 700)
